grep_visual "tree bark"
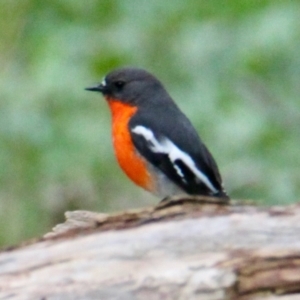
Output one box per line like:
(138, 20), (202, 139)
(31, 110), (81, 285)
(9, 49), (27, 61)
(1, 196), (300, 300)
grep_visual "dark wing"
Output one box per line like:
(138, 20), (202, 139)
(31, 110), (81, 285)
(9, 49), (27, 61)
(129, 106), (228, 198)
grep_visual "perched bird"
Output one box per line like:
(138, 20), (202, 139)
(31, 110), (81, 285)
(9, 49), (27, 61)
(86, 67), (228, 200)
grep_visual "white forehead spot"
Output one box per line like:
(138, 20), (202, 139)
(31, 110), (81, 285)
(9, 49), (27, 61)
(101, 78), (106, 86)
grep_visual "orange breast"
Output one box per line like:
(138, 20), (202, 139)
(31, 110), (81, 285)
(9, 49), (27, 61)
(107, 98), (154, 192)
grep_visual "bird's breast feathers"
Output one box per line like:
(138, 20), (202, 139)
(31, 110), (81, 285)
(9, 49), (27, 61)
(108, 100), (154, 192)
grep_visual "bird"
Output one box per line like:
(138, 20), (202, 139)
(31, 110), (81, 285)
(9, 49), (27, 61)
(86, 67), (228, 200)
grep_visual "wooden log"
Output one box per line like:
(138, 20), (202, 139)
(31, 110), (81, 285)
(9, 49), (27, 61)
(0, 196), (300, 300)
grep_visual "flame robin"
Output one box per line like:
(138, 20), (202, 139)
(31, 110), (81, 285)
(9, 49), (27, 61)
(86, 67), (228, 200)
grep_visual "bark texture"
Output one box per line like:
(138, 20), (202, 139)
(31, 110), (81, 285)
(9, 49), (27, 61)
(1, 196), (300, 300)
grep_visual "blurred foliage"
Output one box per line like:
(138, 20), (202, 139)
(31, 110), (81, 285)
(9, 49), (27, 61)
(0, 0), (299, 246)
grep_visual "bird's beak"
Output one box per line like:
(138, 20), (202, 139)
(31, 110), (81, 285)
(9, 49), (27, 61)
(85, 83), (106, 93)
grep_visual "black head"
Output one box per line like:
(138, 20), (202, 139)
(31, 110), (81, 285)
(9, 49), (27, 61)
(86, 67), (168, 105)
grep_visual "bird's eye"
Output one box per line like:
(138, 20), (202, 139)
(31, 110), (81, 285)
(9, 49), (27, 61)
(114, 80), (125, 89)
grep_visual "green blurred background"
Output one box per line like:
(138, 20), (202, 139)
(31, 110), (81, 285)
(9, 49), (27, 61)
(0, 0), (299, 247)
